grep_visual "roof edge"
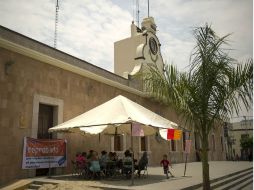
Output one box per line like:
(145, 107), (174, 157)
(0, 27), (147, 97)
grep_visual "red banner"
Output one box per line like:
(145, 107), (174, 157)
(22, 137), (67, 169)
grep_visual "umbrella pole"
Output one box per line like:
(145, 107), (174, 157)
(131, 123), (134, 186)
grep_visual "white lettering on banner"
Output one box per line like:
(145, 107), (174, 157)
(27, 146), (59, 156)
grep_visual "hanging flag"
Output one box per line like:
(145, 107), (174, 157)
(185, 140), (192, 154)
(174, 129), (182, 140)
(167, 129), (182, 140)
(167, 129), (174, 139)
(132, 123), (144, 136)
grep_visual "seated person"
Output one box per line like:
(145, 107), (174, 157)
(105, 152), (117, 176)
(135, 152), (148, 177)
(89, 151), (101, 173)
(116, 158), (123, 169)
(81, 152), (88, 168)
(99, 150), (108, 171)
(108, 152), (114, 161)
(112, 152), (118, 161)
(122, 150), (133, 177)
(87, 150), (94, 161)
(76, 152), (84, 167)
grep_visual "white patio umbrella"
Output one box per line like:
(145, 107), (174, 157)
(49, 95), (177, 134)
(49, 95), (178, 184)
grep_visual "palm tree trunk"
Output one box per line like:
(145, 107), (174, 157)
(201, 135), (211, 190)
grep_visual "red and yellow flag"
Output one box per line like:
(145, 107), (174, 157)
(167, 129), (182, 140)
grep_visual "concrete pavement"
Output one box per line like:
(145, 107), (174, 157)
(1, 161), (253, 190)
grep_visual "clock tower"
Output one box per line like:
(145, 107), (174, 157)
(114, 17), (164, 78)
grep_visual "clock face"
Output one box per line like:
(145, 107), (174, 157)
(149, 37), (158, 55)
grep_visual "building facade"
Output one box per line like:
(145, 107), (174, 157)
(0, 17), (226, 185)
(228, 119), (253, 160)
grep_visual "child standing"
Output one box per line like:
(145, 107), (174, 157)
(160, 154), (174, 179)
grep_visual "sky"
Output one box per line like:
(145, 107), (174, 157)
(0, 0), (252, 121)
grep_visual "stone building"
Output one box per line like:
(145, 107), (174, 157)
(0, 17), (226, 185)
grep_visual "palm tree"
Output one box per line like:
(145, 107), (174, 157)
(144, 24), (253, 190)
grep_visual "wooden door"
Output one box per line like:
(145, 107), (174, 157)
(36, 104), (54, 176)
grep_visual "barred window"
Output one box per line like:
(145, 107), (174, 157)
(141, 136), (147, 151)
(114, 135), (122, 151)
(171, 140), (176, 151)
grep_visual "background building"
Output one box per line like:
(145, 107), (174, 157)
(228, 118), (253, 160)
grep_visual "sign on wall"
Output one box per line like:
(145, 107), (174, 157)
(22, 137), (67, 169)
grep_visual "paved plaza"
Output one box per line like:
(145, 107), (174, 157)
(2, 161), (252, 190)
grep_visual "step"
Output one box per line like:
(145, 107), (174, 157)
(26, 181), (58, 190)
(28, 183), (42, 190)
(32, 180), (58, 185)
(235, 178), (253, 190)
(216, 174), (252, 190)
(191, 173), (253, 190)
(181, 167), (253, 190)
(211, 170), (253, 189)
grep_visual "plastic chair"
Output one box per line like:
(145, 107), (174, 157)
(140, 164), (148, 178)
(122, 161), (133, 178)
(105, 161), (117, 177)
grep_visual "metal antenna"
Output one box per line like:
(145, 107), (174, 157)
(132, 0), (135, 22)
(54, 0), (59, 49)
(148, 0), (150, 17)
(136, 0), (140, 27)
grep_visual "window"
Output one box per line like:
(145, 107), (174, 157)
(139, 136), (150, 152)
(114, 135), (122, 151)
(211, 134), (216, 151)
(171, 140), (176, 151)
(141, 137), (147, 151)
(220, 136), (224, 152)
